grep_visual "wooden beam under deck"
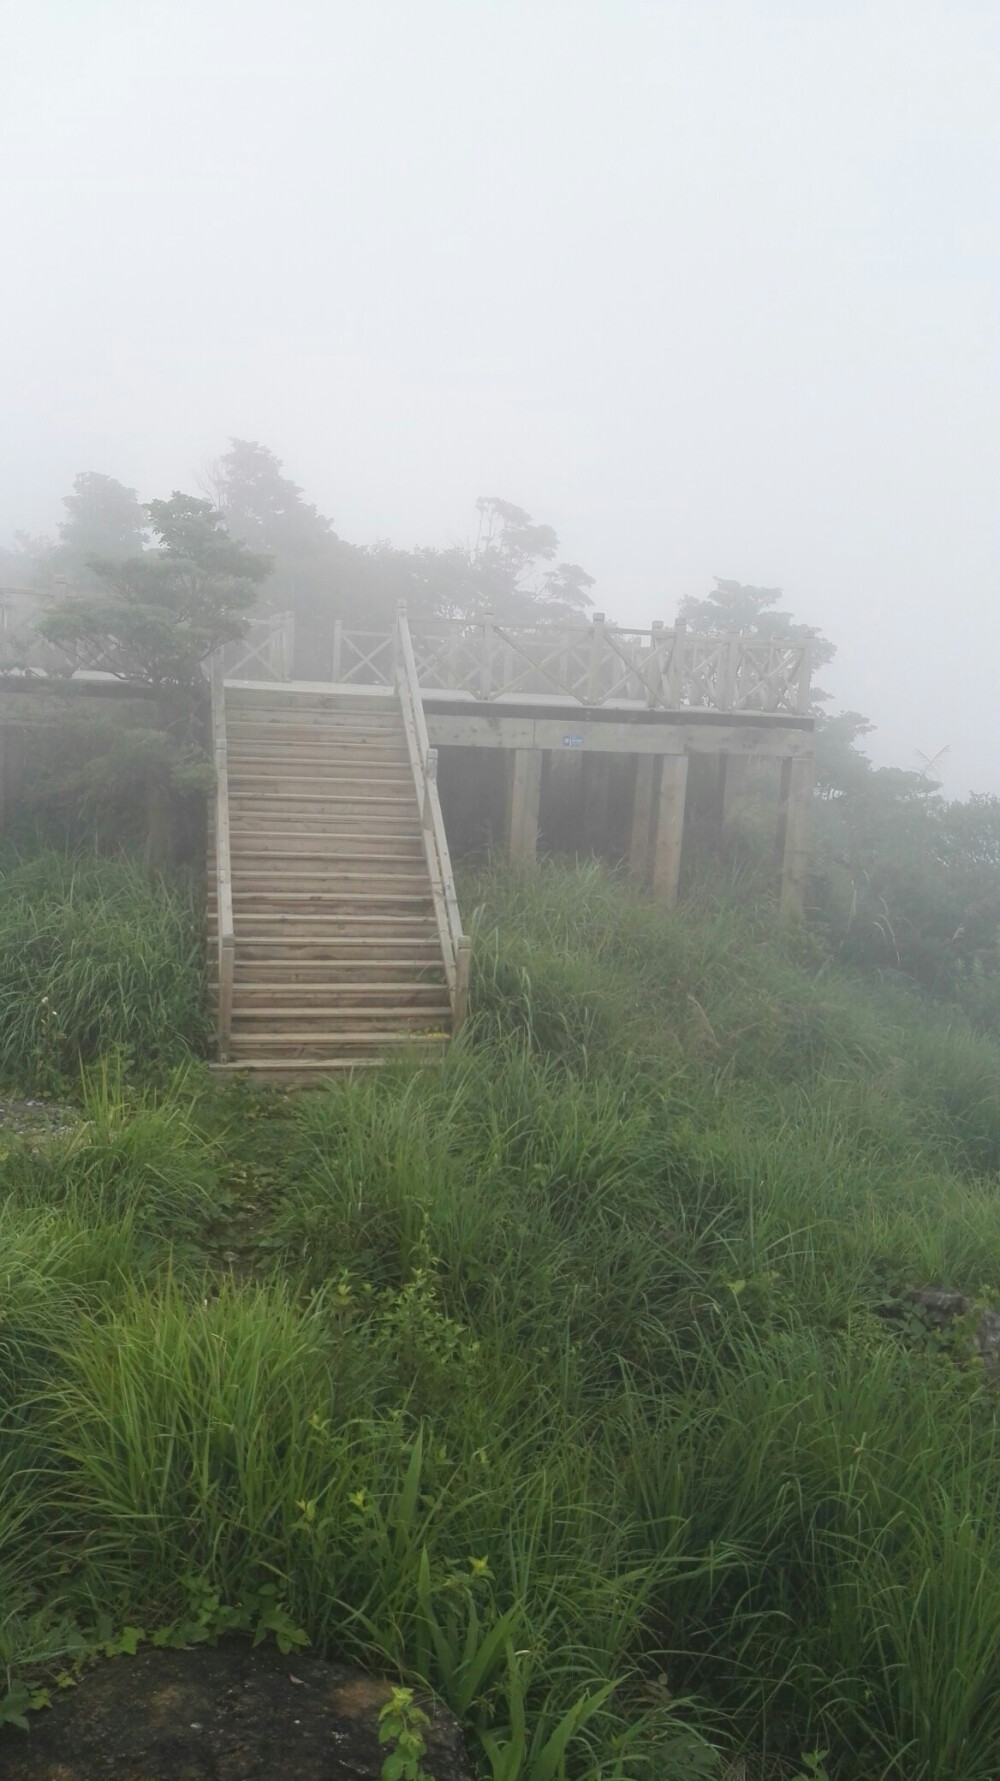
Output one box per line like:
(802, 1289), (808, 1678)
(423, 703), (814, 759)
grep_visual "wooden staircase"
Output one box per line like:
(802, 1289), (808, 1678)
(208, 631), (469, 1079)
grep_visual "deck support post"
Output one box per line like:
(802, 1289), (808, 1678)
(0, 724), (24, 837)
(650, 753), (689, 906)
(778, 754), (815, 921)
(582, 753), (612, 855)
(629, 754), (657, 879)
(722, 752), (750, 835)
(506, 748), (543, 864)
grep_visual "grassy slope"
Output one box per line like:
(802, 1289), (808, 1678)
(4, 860), (1000, 1777)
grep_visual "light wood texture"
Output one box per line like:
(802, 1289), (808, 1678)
(395, 604), (471, 1030)
(629, 755), (657, 879)
(209, 655), (236, 1063)
(650, 754), (689, 907)
(207, 658), (465, 1075)
(424, 712), (813, 758)
(327, 615), (814, 715)
(506, 748), (544, 864)
(778, 754), (815, 921)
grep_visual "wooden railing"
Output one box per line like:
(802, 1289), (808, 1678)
(209, 654), (236, 1062)
(332, 614), (814, 715)
(221, 611), (294, 681)
(394, 604), (472, 1033)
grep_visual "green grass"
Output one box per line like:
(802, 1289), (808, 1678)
(0, 847), (208, 1087)
(7, 858), (1000, 1775)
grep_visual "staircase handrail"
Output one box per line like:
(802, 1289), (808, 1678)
(394, 604), (471, 1032)
(209, 653), (236, 1061)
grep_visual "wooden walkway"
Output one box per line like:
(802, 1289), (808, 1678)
(208, 607), (815, 1076)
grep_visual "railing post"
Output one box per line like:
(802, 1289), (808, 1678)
(423, 746), (437, 828)
(795, 638), (814, 713)
(587, 611), (606, 704)
(332, 618), (343, 683)
(209, 650), (236, 1064)
(666, 621), (686, 707)
(453, 934), (472, 1033)
(394, 601), (406, 684)
(645, 619), (664, 707)
(721, 630), (741, 711)
(218, 933), (235, 1063)
(480, 613), (494, 698)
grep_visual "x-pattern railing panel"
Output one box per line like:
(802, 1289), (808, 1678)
(409, 630), (483, 695)
(733, 641), (809, 713)
(337, 631), (395, 686)
(222, 613), (292, 682)
(682, 637), (727, 708)
(329, 621), (813, 713)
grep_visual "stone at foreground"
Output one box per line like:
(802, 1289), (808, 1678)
(0, 1641), (474, 1781)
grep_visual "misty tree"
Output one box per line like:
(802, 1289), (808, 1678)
(677, 578), (832, 658)
(0, 473), (148, 592)
(0, 533), (53, 590)
(58, 472), (148, 572)
(202, 443), (596, 663)
(202, 439), (372, 665)
(464, 497), (595, 620)
(677, 577), (835, 714)
(38, 493), (271, 688)
(367, 497), (595, 627)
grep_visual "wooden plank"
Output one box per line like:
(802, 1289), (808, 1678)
(778, 753), (815, 921)
(396, 607), (464, 1002)
(425, 712), (814, 756)
(506, 748), (543, 864)
(629, 755), (657, 878)
(650, 754), (688, 907)
(209, 655), (236, 1063)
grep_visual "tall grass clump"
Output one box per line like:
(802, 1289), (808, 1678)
(0, 848), (207, 1086)
(10, 860), (1000, 1775)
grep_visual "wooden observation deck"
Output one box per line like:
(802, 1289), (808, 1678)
(205, 607), (815, 1076)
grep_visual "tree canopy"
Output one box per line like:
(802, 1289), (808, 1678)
(38, 494), (271, 688)
(58, 472), (148, 570)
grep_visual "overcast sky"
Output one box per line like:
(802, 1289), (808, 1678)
(2, 0), (997, 792)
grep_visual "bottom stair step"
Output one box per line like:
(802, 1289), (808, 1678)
(210, 1060), (389, 1079)
(229, 1029), (450, 1049)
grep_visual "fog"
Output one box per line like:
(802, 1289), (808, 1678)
(2, 0), (997, 793)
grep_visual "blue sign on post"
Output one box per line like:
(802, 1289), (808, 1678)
(562, 734), (583, 749)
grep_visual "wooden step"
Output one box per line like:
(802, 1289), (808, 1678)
(232, 1004), (451, 1026)
(212, 940), (439, 957)
(231, 983), (449, 1005)
(229, 773), (415, 792)
(216, 835), (426, 852)
(229, 1029), (450, 1051)
(231, 822), (423, 840)
(227, 748), (413, 769)
(225, 713), (404, 733)
(226, 685), (396, 701)
(222, 894), (434, 911)
(220, 860), (427, 877)
(233, 983), (443, 997)
(210, 1060), (388, 1077)
(226, 721), (407, 739)
(222, 861), (428, 880)
(227, 879), (432, 898)
(210, 883), (434, 899)
(229, 791), (416, 808)
(229, 837), (424, 852)
(206, 918), (436, 933)
(225, 691), (398, 714)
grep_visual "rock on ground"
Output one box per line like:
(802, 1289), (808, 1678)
(0, 1641), (474, 1781)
